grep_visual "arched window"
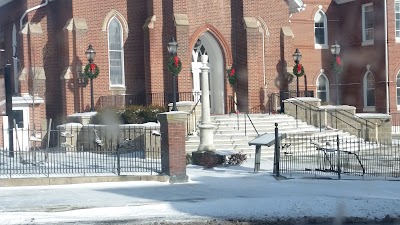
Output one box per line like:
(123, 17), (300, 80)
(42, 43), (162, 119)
(397, 72), (400, 108)
(363, 71), (375, 108)
(108, 17), (124, 87)
(316, 73), (329, 103)
(314, 9), (328, 48)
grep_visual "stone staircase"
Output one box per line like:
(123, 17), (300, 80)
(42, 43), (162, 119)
(186, 113), (357, 158)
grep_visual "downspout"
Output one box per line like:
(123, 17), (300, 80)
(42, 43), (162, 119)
(20, 0), (49, 31)
(385, 0), (389, 114)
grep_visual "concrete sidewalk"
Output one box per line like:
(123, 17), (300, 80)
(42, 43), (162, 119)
(1, 158), (400, 225)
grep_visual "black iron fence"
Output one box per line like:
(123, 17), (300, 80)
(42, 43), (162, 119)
(0, 126), (161, 178)
(391, 112), (400, 134)
(275, 130), (400, 180)
(99, 92), (202, 109)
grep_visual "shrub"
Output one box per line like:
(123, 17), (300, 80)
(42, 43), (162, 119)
(186, 153), (193, 165)
(121, 105), (167, 124)
(227, 151), (247, 165)
(198, 153), (220, 169)
(91, 107), (122, 125)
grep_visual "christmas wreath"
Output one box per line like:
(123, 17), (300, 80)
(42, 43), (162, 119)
(167, 56), (182, 75)
(83, 63), (100, 79)
(293, 63), (305, 77)
(332, 56), (343, 74)
(227, 67), (236, 87)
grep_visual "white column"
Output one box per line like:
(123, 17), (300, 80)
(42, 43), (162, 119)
(197, 55), (215, 152)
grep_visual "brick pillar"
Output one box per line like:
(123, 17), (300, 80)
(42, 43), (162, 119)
(157, 112), (188, 183)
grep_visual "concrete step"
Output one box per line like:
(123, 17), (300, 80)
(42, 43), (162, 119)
(186, 113), (361, 157)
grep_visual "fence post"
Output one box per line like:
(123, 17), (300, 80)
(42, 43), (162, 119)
(279, 91), (285, 113)
(336, 134), (341, 180)
(274, 123), (280, 177)
(157, 112), (189, 183)
(117, 147), (121, 176)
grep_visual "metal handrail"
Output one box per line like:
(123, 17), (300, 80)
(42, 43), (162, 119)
(291, 96), (375, 128)
(228, 95), (259, 136)
(186, 96), (202, 137)
(288, 99), (362, 139)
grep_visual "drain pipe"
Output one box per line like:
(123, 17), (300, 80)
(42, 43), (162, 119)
(20, 0), (49, 31)
(384, 0), (389, 114)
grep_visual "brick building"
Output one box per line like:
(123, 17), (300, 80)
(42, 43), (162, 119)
(0, 0), (397, 149)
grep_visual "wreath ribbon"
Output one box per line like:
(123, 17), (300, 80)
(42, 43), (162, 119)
(293, 64), (305, 77)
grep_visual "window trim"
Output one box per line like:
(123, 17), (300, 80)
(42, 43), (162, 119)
(107, 17), (125, 88)
(397, 72), (400, 109)
(363, 71), (375, 111)
(361, 3), (374, 46)
(316, 73), (329, 103)
(314, 9), (328, 49)
(395, 1), (400, 42)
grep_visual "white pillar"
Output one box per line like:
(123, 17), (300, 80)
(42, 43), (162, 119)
(197, 55), (215, 152)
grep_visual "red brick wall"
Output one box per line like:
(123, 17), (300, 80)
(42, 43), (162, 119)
(158, 112), (188, 182)
(3, 0), (399, 135)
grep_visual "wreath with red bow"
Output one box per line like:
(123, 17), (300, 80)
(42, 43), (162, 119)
(332, 56), (343, 74)
(227, 67), (236, 87)
(167, 56), (182, 75)
(293, 63), (305, 77)
(83, 63), (100, 79)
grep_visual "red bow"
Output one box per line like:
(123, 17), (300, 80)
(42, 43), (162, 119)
(230, 68), (235, 77)
(297, 64), (302, 74)
(90, 63), (96, 73)
(336, 56), (341, 65)
(173, 56), (179, 67)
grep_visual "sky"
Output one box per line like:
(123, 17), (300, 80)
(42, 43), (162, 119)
(1, 157), (400, 225)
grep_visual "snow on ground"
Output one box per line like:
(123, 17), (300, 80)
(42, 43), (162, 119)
(1, 157), (400, 224)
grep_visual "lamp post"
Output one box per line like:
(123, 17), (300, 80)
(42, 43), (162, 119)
(167, 37), (178, 111)
(331, 41), (341, 105)
(1, 49), (14, 157)
(85, 44), (96, 112)
(293, 48), (302, 97)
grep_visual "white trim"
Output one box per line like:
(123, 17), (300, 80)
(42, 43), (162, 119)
(316, 72), (329, 103)
(363, 106), (376, 112)
(361, 3), (374, 46)
(334, 0), (356, 4)
(363, 70), (375, 109)
(314, 9), (328, 49)
(395, 1), (400, 42)
(107, 17), (125, 88)
(397, 72), (400, 109)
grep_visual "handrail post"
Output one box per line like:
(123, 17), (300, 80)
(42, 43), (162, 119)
(336, 134), (341, 180)
(269, 94), (272, 115)
(295, 104), (298, 128)
(319, 109), (322, 132)
(358, 129), (361, 151)
(244, 113), (247, 136)
(237, 111), (239, 131)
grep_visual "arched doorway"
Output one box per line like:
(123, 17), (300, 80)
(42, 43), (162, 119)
(191, 32), (225, 114)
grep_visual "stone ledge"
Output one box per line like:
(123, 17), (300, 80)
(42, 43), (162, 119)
(0, 175), (169, 187)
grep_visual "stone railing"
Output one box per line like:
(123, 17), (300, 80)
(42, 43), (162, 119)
(283, 97), (392, 142)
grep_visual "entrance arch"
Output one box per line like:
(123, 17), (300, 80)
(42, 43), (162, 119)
(191, 32), (225, 114)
